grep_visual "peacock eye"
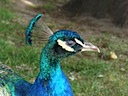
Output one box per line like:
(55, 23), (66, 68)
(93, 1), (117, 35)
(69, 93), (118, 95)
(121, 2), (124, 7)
(84, 42), (92, 46)
(66, 40), (76, 47)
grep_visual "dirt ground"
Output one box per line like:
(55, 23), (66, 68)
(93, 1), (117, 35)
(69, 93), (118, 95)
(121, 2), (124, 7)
(12, 0), (128, 40)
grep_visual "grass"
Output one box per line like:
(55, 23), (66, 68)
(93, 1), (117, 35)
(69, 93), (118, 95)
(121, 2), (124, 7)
(0, 1), (128, 96)
(43, 0), (55, 11)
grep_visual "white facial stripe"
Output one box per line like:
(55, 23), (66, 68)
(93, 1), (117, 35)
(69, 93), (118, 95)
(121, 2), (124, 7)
(57, 39), (75, 52)
(74, 38), (85, 47)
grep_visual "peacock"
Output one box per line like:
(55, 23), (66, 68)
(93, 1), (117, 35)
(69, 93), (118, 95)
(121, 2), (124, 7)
(0, 14), (100, 96)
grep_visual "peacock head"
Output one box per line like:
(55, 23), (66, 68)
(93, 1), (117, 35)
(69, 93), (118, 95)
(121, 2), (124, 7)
(46, 30), (100, 60)
(26, 14), (100, 61)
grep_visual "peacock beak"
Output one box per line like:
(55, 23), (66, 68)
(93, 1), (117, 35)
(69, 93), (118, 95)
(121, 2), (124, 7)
(74, 38), (100, 53)
(81, 42), (100, 53)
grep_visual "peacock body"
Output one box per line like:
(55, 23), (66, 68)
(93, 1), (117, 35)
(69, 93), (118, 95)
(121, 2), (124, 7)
(0, 14), (100, 96)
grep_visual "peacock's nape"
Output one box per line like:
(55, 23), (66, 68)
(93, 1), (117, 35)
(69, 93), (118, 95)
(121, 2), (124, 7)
(0, 14), (100, 96)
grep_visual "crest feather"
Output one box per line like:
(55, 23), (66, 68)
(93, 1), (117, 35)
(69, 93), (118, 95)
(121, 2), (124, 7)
(25, 14), (53, 45)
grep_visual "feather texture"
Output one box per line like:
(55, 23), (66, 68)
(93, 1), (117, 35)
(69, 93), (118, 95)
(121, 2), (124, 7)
(26, 14), (53, 45)
(0, 64), (31, 96)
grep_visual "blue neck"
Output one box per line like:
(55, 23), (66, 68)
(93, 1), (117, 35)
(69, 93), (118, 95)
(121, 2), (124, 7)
(27, 44), (74, 96)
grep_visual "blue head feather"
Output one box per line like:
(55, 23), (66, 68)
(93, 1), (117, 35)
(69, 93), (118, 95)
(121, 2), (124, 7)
(49, 29), (83, 42)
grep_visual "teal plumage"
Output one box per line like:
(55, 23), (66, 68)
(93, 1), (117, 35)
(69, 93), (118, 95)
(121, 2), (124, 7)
(0, 64), (31, 96)
(0, 14), (100, 96)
